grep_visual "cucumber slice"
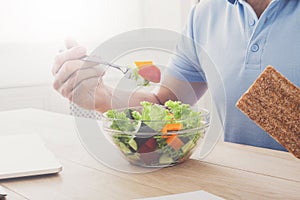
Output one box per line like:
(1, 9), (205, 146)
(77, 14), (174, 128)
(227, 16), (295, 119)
(126, 153), (140, 161)
(128, 138), (138, 151)
(181, 140), (195, 155)
(118, 142), (132, 154)
(159, 154), (174, 165)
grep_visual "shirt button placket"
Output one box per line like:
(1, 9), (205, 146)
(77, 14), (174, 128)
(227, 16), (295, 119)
(249, 19), (256, 27)
(244, 0), (280, 70)
(251, 44), (259, 52)
(246, 42), (261, 70)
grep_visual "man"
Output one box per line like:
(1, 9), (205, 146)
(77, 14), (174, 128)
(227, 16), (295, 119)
(53, 0), (300, 151)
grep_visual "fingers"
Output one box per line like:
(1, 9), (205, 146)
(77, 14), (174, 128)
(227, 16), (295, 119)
(68, 77), (99, 100)
(52, 38), (109, 110)
(53, 59), (105, 90)
(52, 46), (87, 75)
(65, 38), (79, 49)
(56, 66), (105, 99)
(53, 60), (84, 90)
(68, 77), (102, 110)
(60, 75), (77, 98)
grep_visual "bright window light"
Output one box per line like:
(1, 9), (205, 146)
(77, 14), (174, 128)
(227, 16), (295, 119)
(0, 0), (141, 43)
(0, 0), (141, 86)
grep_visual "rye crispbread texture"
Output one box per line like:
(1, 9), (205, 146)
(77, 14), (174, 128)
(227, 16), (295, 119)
(236, 66), (300, 159)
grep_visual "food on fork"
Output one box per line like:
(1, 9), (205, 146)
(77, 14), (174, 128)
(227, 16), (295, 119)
(133, 61), (161, 85)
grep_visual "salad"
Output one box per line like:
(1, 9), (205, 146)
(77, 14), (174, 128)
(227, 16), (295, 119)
(104, 100), (208, 167)
(130, 61), (161, 86)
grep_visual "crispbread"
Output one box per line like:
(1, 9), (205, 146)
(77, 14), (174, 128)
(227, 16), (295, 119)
(236, 66), (300, 159)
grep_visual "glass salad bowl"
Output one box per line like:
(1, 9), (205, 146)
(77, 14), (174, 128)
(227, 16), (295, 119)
(101, 100), (210, 168)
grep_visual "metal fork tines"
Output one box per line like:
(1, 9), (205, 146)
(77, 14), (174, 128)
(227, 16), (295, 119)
(81, 56), (129, 74)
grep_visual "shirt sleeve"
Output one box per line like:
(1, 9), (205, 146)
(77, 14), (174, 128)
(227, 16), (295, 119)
(167, 5), (206, 83)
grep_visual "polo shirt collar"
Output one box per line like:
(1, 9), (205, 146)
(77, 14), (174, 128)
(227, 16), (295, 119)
(229, 0), (283, 4)
(227, 0), (237, 4)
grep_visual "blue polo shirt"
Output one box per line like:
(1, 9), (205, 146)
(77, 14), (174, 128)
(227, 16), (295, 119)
(168, 0), (300, 150)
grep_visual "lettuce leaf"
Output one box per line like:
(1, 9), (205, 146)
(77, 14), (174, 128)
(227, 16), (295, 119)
(164, 100), (202, 129)
(105, 100), (203, 132)
(106, 109), (138, 132)
(140, 101), (170, 131)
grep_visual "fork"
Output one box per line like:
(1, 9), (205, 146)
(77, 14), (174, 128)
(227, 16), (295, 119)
(81, 56), (162, 86)
(81, 56), (135, 80)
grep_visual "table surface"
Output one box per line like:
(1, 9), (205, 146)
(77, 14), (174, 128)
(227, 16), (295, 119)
(0, 108), (299, 200)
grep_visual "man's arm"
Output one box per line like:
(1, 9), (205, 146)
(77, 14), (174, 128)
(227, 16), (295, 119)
(53, 40), (207, 112)
(128, 73), (207, 107)
(156, 74), (207, 105)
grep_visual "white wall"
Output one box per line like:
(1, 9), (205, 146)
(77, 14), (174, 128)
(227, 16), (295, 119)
(0, 0), (196, 113)
(0, 85), (69, 113)
(0, 0), (143, 113)
(0, 0), (143, 87)
(140, 0), (182, 31)
(140, 0), (195, 31)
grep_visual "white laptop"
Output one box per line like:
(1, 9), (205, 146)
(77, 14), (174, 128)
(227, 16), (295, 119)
(0, 134), (62, 180)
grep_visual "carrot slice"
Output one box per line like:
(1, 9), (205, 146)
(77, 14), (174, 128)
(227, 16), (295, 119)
(161, 126), (168, 135)
(161, 123), (183, 133)
(134, 61), (153, 69)
(161, 123), (183, 138)
(166, 135), (184, 150)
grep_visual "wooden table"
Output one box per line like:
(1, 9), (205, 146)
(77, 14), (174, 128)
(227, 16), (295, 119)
(0, 109), (299, 200)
